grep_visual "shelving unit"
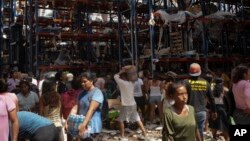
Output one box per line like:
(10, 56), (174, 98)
(32, 0), (120, 74)
(1, 0), (250, 76)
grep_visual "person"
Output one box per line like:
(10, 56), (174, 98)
(215, 69), (231, 89)
(148, 75), (163, 124)
(184, 63), (217, 140)
(209, 77), (230, 141)
(231, 64), (250, 124)
(67, 72), (104, 141)
(94, 73), (106, 91)
(133, 77), (146, 122)
(161, 71), (177, 109)
(55, 71), (69, 94)
(0, 79), (19, 141)
(114, 66), (147, 139)
(61, 77), (82, 141)
(162, 81), (201, 141)
(7, 69), (20, 92)
(17, 80), (39, 112)
(17, 111), (59, 141)
(39, 78), (63, 141)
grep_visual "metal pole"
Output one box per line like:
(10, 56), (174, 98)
(133, 0), (139, 69)
(28, 0), (33, 72)
(118, 0), (123, 69)
(0, 0), (3, 76)
(148, 0), (155, 77)
(200, 0), (208, 55)
(35, 0), (38, 76)
(129, 0), (135, 65)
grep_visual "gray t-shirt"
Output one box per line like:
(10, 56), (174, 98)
(17, 91), (39, 111)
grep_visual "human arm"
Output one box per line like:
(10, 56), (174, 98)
(206, 82), (217, 119)
(243, 82), (250, 114)
(78, 100), (100, 135)
(31, 92), (40, 113)
(78, 89), (103, 136)
(195, 124), (201, 141)
(162, 109), (174, 141)
(9, 108), (19, 141)
(64, 104), (78, 132)
(100, 78), (106, 91)
(39, 97), (45, 116)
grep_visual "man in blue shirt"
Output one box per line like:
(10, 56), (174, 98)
(17, 111), (59, 141)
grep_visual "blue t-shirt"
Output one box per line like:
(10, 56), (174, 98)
(17, 111), (53, 137)
(78, 88), (104, 133)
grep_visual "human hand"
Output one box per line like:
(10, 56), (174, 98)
(78, 123), (87, 136)
(64, 121), (68, 133)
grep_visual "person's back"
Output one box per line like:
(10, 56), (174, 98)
(184, 63), (216, 140)
(186, 77), (210, 112)
(0, 93), (17, 141)
(114, 72), (136, 106)
(18, 111), (59, 141)
(231, 64), (250, 124)
(95, 77), (106, 91)
(61, 89), (81, 119)
(114, 66), (146, 138)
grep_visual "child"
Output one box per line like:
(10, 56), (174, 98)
(162, 81), (201, 141)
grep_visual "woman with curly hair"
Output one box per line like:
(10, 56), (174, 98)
(39, 78), (63, 141)
(231, 64), (250, 124)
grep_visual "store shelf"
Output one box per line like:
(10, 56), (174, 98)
(38, 63), (118, 73)
(37, 32), (116, 41)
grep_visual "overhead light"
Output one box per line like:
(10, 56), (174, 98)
(59, 42), (67, 45)
(3, 34), (7, 39)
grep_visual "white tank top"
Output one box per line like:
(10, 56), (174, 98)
(150, 83), (161, 97)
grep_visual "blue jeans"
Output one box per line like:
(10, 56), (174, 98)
(195, 111), (207, 140)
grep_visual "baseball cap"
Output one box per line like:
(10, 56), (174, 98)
(189, 63), (201, 76)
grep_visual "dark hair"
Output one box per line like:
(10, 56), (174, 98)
(231, 64), (249, 83)
(204, 73), (213, 83)
(55, 71), (63, 81)
(167, 80), (186, 97)
(0, 79), (8, 93)
(80, 72), (96, 82)
(165, 71), (177, 82)
(19, 80), (31, 90)
(41, 78), (60, 107)
(213, 77), (224, 97)
(71, 77), (82, 90)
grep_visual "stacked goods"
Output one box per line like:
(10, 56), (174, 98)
(67, 114), (91, 139)
(123, 65), (138, 82)
(169, 31), (183, 54)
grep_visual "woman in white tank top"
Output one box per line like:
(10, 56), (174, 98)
(148, 76), (163, 124)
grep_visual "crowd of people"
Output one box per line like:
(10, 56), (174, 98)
(1, 62), (250, 141)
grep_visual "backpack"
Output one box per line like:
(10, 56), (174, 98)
(223, 89), (236, 117)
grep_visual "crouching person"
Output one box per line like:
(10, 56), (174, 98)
(17, 111), (59, 141)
